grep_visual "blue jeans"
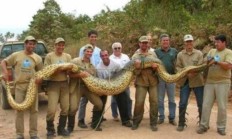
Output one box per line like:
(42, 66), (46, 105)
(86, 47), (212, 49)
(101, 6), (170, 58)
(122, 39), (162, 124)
(179, 80), (204, 110)
(78, 96), (88, 120)
(158, 77), (176, 120)
(111, 88), (132, 118)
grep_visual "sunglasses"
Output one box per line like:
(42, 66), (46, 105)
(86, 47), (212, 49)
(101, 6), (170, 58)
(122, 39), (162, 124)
(114, 47), (121, 50)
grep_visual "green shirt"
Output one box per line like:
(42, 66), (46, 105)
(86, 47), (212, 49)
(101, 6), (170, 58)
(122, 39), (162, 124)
(155, 47), (177, 74)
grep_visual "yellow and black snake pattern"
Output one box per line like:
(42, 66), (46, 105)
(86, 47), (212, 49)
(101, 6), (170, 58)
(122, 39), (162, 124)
(2, 58), (208, 110)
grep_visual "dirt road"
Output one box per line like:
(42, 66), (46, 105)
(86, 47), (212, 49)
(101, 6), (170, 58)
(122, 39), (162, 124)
(0, 86), (232, 139)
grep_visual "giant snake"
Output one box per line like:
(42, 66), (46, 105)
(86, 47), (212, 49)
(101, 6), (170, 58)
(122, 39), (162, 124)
(2, 58), (208, 110)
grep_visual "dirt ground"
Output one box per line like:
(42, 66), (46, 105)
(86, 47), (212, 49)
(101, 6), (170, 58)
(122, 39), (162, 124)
(0, 86), (232, 139)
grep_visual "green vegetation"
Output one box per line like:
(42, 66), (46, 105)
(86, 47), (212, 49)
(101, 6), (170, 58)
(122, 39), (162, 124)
(1, 0), (232, 57)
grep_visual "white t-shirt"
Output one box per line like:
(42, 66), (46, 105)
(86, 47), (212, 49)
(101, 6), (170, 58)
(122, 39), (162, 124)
(96, 60), (121, 79)
(109, 53), (130, 69)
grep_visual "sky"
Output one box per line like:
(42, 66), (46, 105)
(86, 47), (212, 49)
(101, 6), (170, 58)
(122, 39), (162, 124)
(0, 0), (130, 35)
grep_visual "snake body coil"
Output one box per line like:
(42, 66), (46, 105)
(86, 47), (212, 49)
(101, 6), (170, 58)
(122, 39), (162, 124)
(4, 59), (208, 110)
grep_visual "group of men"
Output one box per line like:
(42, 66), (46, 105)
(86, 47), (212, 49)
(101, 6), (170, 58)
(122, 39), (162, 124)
(1, 29), (232, 139)
(154, 33), (232, 136)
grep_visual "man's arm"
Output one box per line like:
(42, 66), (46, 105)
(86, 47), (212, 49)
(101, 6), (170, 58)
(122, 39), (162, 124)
(1, 60), (9, 81)
(216, 62), (232, 70)
(212, 53), (232, 70)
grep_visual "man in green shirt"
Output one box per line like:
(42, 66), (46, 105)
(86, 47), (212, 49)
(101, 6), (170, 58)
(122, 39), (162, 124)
(131, 36), (159, 131)
(155, 34), (178, 126)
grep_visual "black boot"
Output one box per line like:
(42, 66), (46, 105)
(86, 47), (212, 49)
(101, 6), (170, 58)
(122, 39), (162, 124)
(91, 111), (103, 131)
(57, 115), (70, 136)
(78, 119), (88, 128)
(67, 115), (75, 133)
(177, 107), (186, 132)
(46, 120), (56, 137)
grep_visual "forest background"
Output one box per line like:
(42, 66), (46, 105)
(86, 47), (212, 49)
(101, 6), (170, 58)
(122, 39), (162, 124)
(0, 0), (232, 57)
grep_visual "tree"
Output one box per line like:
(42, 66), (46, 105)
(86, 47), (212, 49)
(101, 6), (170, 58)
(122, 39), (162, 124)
(0, 32), (15, 42)
(26, 0), (64, 46)
(0, 34), (4, 43)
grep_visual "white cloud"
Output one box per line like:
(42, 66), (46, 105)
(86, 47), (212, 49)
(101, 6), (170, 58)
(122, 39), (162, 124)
(0, 0), (130, 35)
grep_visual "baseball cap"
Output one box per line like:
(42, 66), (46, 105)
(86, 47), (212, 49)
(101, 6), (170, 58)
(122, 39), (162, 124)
(24, 36), (37, 43)
(139, 36), (149, 42)
(83, 44), (93, 51)
(184, 34), (194, 41)
(55, 37), (65, 44)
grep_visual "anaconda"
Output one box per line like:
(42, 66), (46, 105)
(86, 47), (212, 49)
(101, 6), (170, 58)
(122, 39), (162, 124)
(82, 58), (208, 95)
(3, 63), (79, 111)
(2, 58), (208, 110)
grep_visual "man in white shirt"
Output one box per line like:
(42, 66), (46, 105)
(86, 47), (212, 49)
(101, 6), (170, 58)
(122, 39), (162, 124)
(94, 50), (132, 128)
(109, 42), (132, 121)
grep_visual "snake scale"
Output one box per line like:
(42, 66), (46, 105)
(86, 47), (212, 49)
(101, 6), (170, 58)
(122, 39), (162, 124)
(3, 58), (208, 110)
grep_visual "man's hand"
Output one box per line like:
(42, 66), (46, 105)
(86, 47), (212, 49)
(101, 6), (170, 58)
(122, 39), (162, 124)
(64, 64), (73, 71)
(151, 63), (158, 70)
(187, 72), (196, 78)
(79, 71), (90, 78)
(2, 73), (9, 82)
(35, 78), (43, 84)
(207, 55), (218, 66)
(208, 55), (220, 66)
(54, 64), (74, 76)
(134, 59), (141, 69)
(207, 59), (215, 66)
